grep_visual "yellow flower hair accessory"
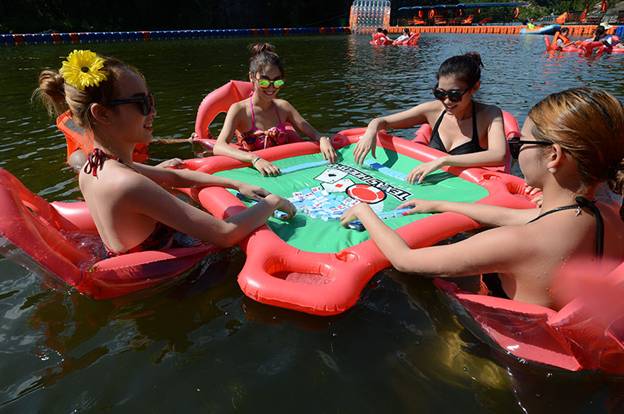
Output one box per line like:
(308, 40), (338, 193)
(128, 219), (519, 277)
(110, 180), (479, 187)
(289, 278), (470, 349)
(59, 50), (107, 91)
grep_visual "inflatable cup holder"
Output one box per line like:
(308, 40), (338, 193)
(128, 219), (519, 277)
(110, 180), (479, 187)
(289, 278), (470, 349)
(481, 172), (527, 196)
(264, 256), (335, 285)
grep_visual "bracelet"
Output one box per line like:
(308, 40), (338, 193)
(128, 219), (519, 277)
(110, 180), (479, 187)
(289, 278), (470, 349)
(251, 156), (261, 166)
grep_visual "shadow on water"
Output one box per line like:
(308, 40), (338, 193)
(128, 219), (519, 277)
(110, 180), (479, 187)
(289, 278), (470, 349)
(1, 34), (623, 412)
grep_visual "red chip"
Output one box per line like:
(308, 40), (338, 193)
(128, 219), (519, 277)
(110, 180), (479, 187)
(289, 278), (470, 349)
(346, 184), (386, 204)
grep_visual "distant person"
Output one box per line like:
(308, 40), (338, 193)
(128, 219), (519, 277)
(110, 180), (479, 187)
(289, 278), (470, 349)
(353, 52), (507, 183)
(213, 43), (336, 176)
(580, 23), (620, 55)
(526, 19), (536, 30)
(393, 28), (411, 43)
(550, 27), (571, 50)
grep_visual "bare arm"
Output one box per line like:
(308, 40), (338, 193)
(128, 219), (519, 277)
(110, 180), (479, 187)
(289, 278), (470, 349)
(398, 199), (539, 227)
(341, 203), (529, 274)
(131, 162), (245, 190)
(282, 100), (337, 163)
(122, 175), (290, 248)
(354, 102), (434, 164)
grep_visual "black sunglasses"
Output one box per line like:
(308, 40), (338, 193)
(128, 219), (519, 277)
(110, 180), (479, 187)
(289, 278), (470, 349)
(108, 93), (155, 116)
(508, 137), (553, 159)
(432, 84), (473, 103)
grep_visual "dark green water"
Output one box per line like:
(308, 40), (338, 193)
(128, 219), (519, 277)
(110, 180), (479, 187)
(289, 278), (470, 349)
(1, 34), (623, 413)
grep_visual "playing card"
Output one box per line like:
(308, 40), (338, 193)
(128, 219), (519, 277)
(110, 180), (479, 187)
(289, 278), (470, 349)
(315, 168), (348, 184)
(321, 178), (354, 193)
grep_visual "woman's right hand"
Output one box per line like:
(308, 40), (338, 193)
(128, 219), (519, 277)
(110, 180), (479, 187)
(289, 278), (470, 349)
(353, 131), (377, 165)
(524, 186), (543, 207)
(253, 158), (281, 176)
(397, 199), (441, 215)
(266, 194), (297, 219)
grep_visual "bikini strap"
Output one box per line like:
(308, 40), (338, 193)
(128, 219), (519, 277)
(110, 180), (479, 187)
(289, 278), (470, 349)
(575, 196), (604, 258)
(527, 196), (604, 258)
(471, 101), (479, 144)
(249, 96), (257, 131)
(83, 148), (116, 178)
(431, 110), (446, 137)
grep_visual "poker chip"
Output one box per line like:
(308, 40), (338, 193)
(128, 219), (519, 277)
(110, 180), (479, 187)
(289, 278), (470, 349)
(346, 184), (386, 204)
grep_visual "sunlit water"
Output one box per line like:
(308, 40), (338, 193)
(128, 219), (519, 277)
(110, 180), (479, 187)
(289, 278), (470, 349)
(1, 34), (623, 412)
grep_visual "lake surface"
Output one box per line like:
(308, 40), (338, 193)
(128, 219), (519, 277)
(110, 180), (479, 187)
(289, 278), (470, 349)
(1, 34), (623, 413)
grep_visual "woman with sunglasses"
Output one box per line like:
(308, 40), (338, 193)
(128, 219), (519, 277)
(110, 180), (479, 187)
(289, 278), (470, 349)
(213, 43), (337, 176)
(343, 88), (624, 308)
(353, 52), (507, 184)
(35, 50), (295, 255)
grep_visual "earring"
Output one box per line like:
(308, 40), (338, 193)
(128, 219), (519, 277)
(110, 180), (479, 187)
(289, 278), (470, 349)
(548, 167), (556, 173)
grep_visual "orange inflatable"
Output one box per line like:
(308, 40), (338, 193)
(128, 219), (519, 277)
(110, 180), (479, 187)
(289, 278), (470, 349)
(56, 110), (149, 165)
(0, 168), (219, 299)
(412, 110), (520, 173)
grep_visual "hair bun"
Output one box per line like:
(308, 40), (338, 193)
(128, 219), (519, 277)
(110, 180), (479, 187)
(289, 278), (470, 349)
(464, 52), (484, 68)
(250, 43), (276, 56)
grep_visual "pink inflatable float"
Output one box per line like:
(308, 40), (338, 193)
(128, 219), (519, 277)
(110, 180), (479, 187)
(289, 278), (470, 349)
(0, 168), (219, 299)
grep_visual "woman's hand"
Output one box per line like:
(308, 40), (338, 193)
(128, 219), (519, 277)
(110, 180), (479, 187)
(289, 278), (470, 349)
(406, 158), (445, 184)
(266, 194), (297, 219)
(156, 158), (185, 169)
(339, 203), (367, 227)
(319, 137), (337, 163)
(238, 183), (270, 201)
(397, 199), (441, 215)
(524, 186), (543, 207)
(253, 157), (281, 176)
(353, 132), (377, 165)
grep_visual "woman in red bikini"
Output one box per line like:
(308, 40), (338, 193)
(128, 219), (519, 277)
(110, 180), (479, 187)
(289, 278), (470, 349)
(35, 50), (295, 255)
(213, 43), (337, 176)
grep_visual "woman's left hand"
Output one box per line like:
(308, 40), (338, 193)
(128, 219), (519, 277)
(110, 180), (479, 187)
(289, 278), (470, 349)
(238, 183), (271, 201)
(406, 158), (445, 184)
(156, 158), (185, 169)
(319, 136), (337, 163)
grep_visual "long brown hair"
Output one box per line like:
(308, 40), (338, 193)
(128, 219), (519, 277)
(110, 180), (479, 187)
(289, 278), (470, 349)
(528, 87), (624, 199)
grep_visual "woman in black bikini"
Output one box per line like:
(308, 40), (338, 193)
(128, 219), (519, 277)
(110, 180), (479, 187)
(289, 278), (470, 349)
(35, 50), (295, 255)
(353, 52), (507, 184)
(343, 88), (624, 309)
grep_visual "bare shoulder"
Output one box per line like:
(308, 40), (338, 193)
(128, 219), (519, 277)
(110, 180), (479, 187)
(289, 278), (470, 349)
(477, 103), (503, 121)
(274, 98), (293, 111)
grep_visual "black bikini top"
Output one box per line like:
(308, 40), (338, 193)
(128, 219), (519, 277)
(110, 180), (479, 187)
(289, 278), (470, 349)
(527, 196), (604, 258)
(429, 102), (484, 155)
(83, 148), (121, 177)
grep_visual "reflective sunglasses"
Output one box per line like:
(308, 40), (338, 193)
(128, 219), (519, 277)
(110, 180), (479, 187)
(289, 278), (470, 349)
(108, 93), (155, 116)
(432, 84), (474, 103)
(257, 78), (285, 89)
(508, 137), (553, 159)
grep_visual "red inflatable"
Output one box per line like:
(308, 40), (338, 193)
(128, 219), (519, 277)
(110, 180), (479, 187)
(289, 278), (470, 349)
(56, 110), (149, 165)
(183, 128), (533, 315)
(393, 33), (421, 46)
(544, 36), (624, 55)
(412, 110), (520, 173)
(0, 168), (220, 299)
(435, 259), (624, 374)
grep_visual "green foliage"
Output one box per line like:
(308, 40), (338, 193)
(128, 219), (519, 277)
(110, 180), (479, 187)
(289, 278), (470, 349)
(1, 0), (353, 32)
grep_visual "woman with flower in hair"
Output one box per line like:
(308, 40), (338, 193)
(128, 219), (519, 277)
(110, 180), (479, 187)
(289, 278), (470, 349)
(34, 50), (295, 255)
(342, 88), (624, 309)
(213, 43), (337, 177)
(353, 52), (507, 184)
